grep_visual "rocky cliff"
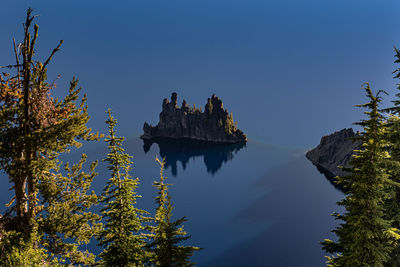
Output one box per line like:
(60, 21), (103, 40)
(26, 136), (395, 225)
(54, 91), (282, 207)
(306, 128), (362, 177)
(141, 93), (247, 143)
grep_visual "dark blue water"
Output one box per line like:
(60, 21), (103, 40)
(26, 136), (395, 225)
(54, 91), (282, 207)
(0, 135), (343, 266)
(60, 137), (342, 267)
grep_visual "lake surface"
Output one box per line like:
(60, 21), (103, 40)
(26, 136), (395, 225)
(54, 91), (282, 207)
(0, 135), (343, 266)
(74, 136), (342, 267)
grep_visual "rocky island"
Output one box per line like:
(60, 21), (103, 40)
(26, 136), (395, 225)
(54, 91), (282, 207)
(141, 93), (247, 143)
(306, 128), (362, 178)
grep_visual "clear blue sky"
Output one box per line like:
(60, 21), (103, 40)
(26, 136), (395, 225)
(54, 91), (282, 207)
(1, 0), (400, 147)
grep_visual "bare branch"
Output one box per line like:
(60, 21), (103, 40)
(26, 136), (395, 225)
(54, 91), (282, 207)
(0, 64), (23, 69)
(38, 40), (63, 85)
(28, 24), (39, 63)
(42, 40), (63, 71)
(13, 38), (21, 86)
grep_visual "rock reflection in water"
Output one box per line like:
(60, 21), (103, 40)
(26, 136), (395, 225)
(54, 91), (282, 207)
(315, 165), (346, 193)
(142, 138), (246, 176)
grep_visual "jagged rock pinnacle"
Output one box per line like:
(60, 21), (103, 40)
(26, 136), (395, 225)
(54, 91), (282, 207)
(141, 93), (247, 143)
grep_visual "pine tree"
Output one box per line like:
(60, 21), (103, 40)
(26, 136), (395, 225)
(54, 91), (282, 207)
(98, 110), (150, 266)
(148, 157), (200, 267)
(379, 46), (400, 266)
(321, 84), (397, 266)
(0, 9), (101, 264)
(37, 153), (101, 264)
(0, 221), (47, 266)
(383, 47), (400, 229)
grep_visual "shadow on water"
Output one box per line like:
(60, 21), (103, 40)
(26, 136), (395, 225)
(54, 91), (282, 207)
(142, 138), (246, 176)
(203, 156), (345, 267)
(315, 165), (346, 193)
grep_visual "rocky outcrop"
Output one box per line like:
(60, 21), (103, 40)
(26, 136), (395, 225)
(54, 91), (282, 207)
(141, 93), (247, 143)
(306, 128), (362, 177)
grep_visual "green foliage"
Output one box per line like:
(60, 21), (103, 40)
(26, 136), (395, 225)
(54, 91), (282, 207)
(322, 84), (397, 266)
(383, 47), (400, 228)
(37, 154), (101, 264)
(97, 110), (150, 266)
(385, 47), (400, 112)
(0, 230), (50, 267)
(0, 9), (101, 264)
(147, 157), (200, 267)
(380, 47), (400, 266)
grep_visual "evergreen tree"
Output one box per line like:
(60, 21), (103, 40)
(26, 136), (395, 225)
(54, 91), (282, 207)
(380, 46), (400, 266)
(322, 84), (397, 266)
(148, 157), (200, 267)
(37, 153), (101, 264)
(98, 110), (149, 266)
(0, 223), (51, 266)
(383, 47), (400, 229)
(0, 9), (101, 264)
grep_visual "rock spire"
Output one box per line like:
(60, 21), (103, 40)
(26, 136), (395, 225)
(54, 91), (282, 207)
(141, 93), (247, 143)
